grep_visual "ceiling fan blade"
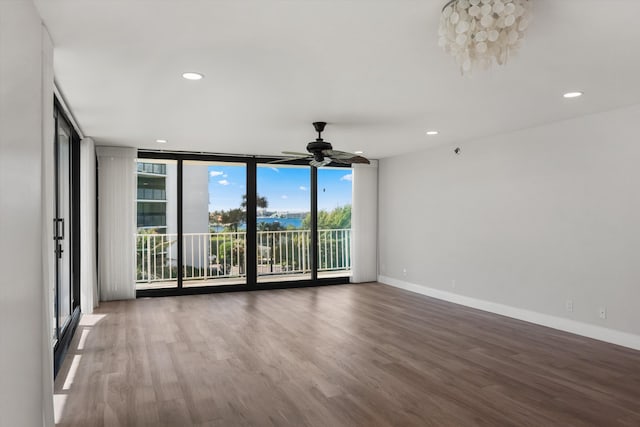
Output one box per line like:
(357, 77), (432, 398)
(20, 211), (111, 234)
(322, 149), (370, 165)
(295, 123), (370, 167)
(267, 157), (309, 165)
(326, 158), (350, 165)
(281, 151), (310, 157)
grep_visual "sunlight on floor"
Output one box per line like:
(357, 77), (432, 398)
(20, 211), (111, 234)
(79, 313), (106, 326)
(53, 394), (67, 425)
(76, 328), (90, 350)
(62, 354), (82, 391)
(54, 313), (107, 423)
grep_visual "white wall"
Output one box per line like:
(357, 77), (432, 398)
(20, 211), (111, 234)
(378, 104), (640, 348)
(165, 162), (179, 267)
(0, 1), (55, 425)
(80, 138), (98, 313)
(182, 163), (209, 234)
(351, 161), (379, 283)
(166, 162), (178, 237)
(182, 164), (209, 268)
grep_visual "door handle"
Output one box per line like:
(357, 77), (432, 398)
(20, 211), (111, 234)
(55, 244), (64, 259)
(53, 218), (65, 240)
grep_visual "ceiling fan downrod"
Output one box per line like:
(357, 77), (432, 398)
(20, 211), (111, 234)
(306, 121), (332, 155)
(312, 121), (326, 139)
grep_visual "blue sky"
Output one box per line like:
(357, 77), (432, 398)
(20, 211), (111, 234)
(317, 168), (353, 212)
(207, 165), (352, 212)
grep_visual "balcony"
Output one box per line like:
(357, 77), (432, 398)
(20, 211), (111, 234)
(136, 229), (351, 289)
(137, 188), (166, 201)
(137, 162), (167, 175)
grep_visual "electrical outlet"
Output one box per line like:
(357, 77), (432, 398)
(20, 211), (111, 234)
(599, 307), (607, 319)
(566, 300), (573, 312)
(402, 268), (407, 277)
(451, 279), (456, 289)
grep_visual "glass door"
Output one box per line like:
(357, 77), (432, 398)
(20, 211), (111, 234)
(256, 164), (311, 283)
(54, 118), (73, 336)
(134, 152), (353, 296)
(52, 101), (81, 376)
(135, 159), (179, 289)
(182, 161), (247, 287)
(317, 167), (353, 278)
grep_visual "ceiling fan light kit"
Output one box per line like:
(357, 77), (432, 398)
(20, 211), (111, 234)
(438, 0), (532, 75)
(309, 157), (333, 168)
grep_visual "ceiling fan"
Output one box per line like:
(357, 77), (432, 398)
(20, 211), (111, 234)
(278, 122), (370, 167)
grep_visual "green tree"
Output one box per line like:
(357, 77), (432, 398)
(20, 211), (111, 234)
(221, 208), (245, 231)
(212, 236), (245, 275)
(136, 228), (176, 281)
(301, 205), (351, 271)
(303, 205), (351, 229)
(241, 194), (269, 209)
(258, 221), (286, 231)
(209, 194), (271, 231)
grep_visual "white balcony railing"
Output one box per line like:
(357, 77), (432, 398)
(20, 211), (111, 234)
(136, 229), (351, 284)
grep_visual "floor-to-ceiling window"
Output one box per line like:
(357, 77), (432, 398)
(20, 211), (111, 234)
(53, 99), (81, 375)
(135, 159), (178, 289)
(256, 164), (312, 283)
(183, 160), (247, 287)
(135, 152), (351, 296)
(317, 167), (353, 278)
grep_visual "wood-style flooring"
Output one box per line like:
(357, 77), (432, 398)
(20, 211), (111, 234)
(54, 283), (640, 426)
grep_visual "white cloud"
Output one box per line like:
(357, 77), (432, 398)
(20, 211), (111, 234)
(281, 195), (288, 199)
(270, 167), (280, 173)
(340, 173), (353, 182)
(218, 179), (230, 186)
(223, 174), (228, 178)
(299, 186), (307, 191)
(209, 171), (224, 177)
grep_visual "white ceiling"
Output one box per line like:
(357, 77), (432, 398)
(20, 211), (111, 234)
(34, 0), (640, 160)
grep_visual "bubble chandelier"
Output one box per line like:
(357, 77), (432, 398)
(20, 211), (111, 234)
(438, 0), (532, 75)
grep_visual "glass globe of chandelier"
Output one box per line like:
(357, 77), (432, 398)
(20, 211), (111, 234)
(438, 0), (532, 75)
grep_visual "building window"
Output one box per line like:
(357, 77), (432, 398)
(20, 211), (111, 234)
(136, 162), (168, 230)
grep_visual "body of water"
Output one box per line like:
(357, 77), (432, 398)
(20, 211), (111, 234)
(257, 217), (303, 228)
(211, 217), (304, 232)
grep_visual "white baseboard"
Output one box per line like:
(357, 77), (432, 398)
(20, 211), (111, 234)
(378, 275), (640, 351)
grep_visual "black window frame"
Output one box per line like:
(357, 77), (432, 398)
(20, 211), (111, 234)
(135, 150), (350, 297)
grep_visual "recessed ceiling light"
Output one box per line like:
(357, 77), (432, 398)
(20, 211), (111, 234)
(563, 91), (583, 99)
(182, 72), (204, 80)
(155, 139), (167, 144)
(426, 130), (439, 136)
(354, 150), (364, 154)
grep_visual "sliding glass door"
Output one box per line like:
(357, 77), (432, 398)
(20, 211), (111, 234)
(53, 100), (81, 376)
(183, 161), (247, 287)
(256, 164), (311, 283)
(135, 159), (178, 290)
(54, 118), (73, 334)
(317, 167), (353, 278)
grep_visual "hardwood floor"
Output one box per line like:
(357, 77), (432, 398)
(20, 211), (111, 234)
(54, 283), (640, 426)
